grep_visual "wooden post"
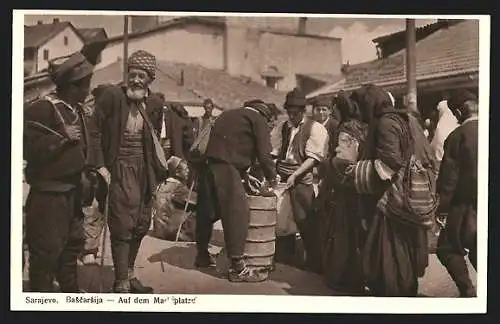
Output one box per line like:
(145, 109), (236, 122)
(123, 15), (129, 83)
(405, 19), (417, 112)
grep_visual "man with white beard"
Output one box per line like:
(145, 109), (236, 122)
(93, 50), (166, 293)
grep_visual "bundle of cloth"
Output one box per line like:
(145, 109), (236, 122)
(152, 156), (197, 242)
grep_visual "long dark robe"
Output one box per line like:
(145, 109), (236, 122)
(93, 85), (164, 198)
(317, 119), (367, 294)
(353, 85), (429, 297)
(362, 113), (429, 296)
(93, 86), (164, 282)
(319, 158), (365, 294)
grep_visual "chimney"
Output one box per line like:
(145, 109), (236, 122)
(298, 17), (307, 35)
(37, 20), (43, 25)
(53, 18), (60, 24)
(179, 70), (184, 86)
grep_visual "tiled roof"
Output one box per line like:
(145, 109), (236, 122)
(296, 73), (342, 84)
(307, 20), (479, 98)
(90, 60), (287, 111)
(157, 61), (287, 110)
(77, 28), (108, 44)
(24, 21), (81, 48)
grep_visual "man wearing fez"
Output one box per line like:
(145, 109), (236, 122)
(195, 99), (279, 282)
(93, 50), (165, 293)
(270, 88), (329, 273)
(24, 52), (96, 292)
(436, 90), (479, 297)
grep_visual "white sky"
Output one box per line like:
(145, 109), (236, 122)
(324, 19), (437, 63)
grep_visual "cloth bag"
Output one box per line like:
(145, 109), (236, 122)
(274, 184), (298, 237)
(188, 118), (215, 163)
(152, 179), (196, 242)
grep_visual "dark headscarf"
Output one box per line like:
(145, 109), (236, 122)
(335, 90), (362, 122)
(351, 84), (405, 160)
(350, 84), (394, 123)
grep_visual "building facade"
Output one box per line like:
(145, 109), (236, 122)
(225, 21), (342, 92)
(97, 18), (226, 71)
(24, 19), (85, 75)
(97, 16), (343, 93)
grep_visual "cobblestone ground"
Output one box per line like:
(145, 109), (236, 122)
(22, 220), (476, 296)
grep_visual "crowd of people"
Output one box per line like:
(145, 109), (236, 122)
(23, 48), (478, 297)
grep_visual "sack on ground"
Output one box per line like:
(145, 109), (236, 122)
(152, 180), (196, 242)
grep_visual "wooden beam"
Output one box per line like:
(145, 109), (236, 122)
(123, 15), (129, 83)
(405, 19), (417, 111)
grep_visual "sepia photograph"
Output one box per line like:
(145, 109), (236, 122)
(11, 10), (489, 313)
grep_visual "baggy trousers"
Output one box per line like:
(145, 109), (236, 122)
(26, 188), (85, 292)
(436, 203), (477, 295)
(196, 160), (250, 261)
(108, 154), (152, 281)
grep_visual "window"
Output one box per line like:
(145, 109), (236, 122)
(63, 36), (68, 46)
(265, 77), (279, 90)
(43, 49), (49, 61)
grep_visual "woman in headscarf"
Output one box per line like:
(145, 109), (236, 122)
(317, 91), (369, 294)
(347, 84), (431, 296)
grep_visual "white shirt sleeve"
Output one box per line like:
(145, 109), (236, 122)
(305, 122), (329, 162)
(270, 120), (285, 157)
(160, 109), (167, 139)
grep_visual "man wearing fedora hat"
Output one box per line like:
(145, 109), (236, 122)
(435, 89), (479, 297)
(24, 51), (96, 292)
(270, 88), (329, 273)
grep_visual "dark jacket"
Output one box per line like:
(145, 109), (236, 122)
(205, 108), (277, 182)
(165, 104), (194, 160)
(24, 96), (90, 189)
(437, 119), (478, 209)
(92, 85), (164, 192)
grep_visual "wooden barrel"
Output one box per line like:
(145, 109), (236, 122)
(244, 194), (277, 269)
